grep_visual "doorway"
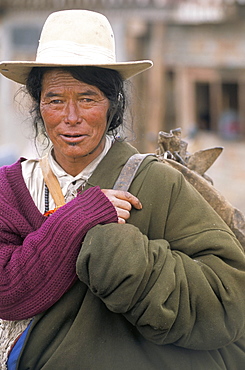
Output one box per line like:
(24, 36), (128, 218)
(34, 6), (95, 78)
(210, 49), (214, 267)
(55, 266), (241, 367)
(195, 82), (211, 131)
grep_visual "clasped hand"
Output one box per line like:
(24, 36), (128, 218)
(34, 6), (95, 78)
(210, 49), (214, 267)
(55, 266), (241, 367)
(101, 189), (142, 224)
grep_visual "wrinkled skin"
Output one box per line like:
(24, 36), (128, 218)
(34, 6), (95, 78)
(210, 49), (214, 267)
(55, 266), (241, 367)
(40, 69), (142, 222)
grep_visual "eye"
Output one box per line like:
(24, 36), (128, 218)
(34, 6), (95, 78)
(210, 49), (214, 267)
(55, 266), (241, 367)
(79, 97), (96, 108)
(50, 99), (63, 104)
(80, 98), (93, 103)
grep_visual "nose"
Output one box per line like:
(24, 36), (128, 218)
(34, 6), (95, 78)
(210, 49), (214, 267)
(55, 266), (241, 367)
(64, 101), (81, 125)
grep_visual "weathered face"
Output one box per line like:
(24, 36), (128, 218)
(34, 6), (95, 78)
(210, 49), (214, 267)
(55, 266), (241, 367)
(40, 69), (110, 175)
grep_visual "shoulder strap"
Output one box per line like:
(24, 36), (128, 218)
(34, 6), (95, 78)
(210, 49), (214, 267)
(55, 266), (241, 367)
(39, 154), (66, 207)
(113, 153), (154, 191)
(39, 152), (153, 205)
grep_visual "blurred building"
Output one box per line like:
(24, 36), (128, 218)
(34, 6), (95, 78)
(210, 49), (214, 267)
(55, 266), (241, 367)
(0, 0), (245, 160)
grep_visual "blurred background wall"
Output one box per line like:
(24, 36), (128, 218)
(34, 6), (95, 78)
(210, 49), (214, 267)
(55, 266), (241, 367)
(1, 0), (245, 213)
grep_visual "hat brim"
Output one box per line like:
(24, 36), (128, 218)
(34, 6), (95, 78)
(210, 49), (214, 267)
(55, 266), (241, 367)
(0, 60), (153, 84)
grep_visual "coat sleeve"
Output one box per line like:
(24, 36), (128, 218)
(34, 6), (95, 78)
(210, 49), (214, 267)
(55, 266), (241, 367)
(76, 173), (245, 351)
(0, 187), (117, 320)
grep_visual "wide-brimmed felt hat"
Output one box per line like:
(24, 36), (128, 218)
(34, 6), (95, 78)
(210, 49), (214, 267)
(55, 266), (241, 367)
(0, 9), (153, 84)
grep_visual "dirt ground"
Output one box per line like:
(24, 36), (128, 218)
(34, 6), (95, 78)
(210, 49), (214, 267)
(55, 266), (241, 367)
(187, 131), (245, 216)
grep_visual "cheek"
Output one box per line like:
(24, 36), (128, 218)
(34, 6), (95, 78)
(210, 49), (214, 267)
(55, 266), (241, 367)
(89, 106), (109, 129)
(40, 106), (60, 127)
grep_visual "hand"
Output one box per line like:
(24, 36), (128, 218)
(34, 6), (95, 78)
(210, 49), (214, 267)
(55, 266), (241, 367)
(101, 189), (142, 224)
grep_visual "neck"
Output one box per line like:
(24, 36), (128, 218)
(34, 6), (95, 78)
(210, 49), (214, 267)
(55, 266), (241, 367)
(52, 138), (107, 177)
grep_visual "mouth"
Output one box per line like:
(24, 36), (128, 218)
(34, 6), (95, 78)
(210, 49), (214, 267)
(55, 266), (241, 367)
(60, 133), (87, 144)
(63, 134), (83, 138)
(60, 134), (87, 140)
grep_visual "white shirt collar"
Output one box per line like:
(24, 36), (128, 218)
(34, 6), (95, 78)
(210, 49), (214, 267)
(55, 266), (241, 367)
(48, 134), (114, 198)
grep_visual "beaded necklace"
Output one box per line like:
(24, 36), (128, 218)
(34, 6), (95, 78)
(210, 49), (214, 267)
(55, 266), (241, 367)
(44, 183), (85, 217)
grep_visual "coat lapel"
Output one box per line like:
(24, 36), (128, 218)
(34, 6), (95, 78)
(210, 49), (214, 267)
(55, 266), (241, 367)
(84, 140), (138, 190)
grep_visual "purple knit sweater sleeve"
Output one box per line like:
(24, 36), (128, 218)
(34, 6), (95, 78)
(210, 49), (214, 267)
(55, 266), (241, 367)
(0, 160), (117, 320)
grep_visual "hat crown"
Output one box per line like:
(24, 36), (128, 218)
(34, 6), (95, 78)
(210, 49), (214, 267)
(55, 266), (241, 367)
(0, 9), (153, 84)
(36, 10), (116, 64)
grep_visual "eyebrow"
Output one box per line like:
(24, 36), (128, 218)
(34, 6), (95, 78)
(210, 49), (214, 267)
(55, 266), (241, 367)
(44, 90), (99, 98)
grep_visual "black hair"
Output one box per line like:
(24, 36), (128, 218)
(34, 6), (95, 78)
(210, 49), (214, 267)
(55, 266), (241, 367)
(25, 66), (126, 146)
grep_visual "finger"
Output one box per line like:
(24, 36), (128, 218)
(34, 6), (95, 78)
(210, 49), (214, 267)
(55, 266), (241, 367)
(118, 217), (126, 224)
(102, 189), (142, 210)
(113, 198), (132, 211)
(102, 189), (142, 209)
(102, 194), (132, 212)
(122, 191), (142, 210)
(116, 208), (130, 221)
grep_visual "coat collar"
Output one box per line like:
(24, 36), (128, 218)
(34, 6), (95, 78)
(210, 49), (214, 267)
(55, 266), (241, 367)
(84, 140), (138, 190)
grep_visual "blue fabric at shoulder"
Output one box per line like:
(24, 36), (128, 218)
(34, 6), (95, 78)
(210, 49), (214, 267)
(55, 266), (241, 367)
(7, 322), (32, 370)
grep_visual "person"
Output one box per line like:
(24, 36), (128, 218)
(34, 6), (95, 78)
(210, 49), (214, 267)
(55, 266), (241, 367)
(0, 9), (244, 370)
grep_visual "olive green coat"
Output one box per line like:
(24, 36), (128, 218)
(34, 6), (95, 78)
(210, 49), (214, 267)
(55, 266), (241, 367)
(18, 141), (245, 370)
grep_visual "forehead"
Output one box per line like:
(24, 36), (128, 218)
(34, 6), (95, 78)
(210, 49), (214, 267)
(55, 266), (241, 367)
(41, 69), (103, 95)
